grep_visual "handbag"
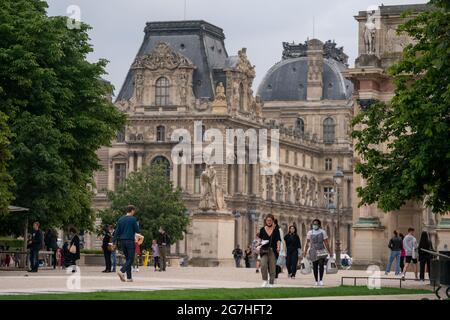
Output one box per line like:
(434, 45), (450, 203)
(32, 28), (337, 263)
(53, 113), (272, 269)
(69, 244), (76, 254)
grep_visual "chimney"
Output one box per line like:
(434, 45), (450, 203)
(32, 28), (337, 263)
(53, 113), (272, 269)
(306, 39), (324, 101)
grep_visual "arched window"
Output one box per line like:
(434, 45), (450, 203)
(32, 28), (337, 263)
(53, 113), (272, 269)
(155, 77), (169, 106)
(151, 156), (170, 178)
(156, 125), (165, 142)
(239, 83), (245, 111)
(296, 118), (305, 135)
(323, 117), (335, 144)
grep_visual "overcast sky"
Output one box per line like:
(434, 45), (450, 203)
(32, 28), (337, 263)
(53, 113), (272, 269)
(46, 0), (426, 96)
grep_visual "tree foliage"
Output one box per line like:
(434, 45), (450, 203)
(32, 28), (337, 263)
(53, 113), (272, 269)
(352, 0), (450, 214)
(0, 0), (127, 233)
(100, 164), (189, 249)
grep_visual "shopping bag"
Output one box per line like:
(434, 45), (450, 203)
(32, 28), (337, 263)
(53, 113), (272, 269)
(276, 254), (286, 267)
(326, 258), (338, 274)
(299, 257), (312, 275)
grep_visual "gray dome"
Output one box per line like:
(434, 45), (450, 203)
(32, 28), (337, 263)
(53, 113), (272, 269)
(257, 57), (353, 101)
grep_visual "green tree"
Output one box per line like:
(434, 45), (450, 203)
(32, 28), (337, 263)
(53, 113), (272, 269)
(103, 164), (189, 249)
(0, 111), (13, 215)
(352, 0), (450, 214)
(0, 0), (126, 233)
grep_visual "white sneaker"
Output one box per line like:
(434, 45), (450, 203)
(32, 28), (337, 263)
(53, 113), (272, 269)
(136, 268), (139, 272)
(315, 281), (319, 286)
(267, 284), (274, 288)
(261, 281), (268, 287)
(319, 280), (324, 286)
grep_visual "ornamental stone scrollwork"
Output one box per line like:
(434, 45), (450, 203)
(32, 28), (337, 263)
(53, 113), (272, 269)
(235, 48), (256, 79)
(131, 42), (195, 71)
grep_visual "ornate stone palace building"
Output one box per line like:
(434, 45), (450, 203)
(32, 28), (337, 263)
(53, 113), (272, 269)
(90, 20), (354, 265)
(88, 4), (450, 266)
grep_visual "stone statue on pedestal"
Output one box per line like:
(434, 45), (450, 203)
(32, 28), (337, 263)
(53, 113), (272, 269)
(364, 10), (377, 55)
(199, 165), (226, 212)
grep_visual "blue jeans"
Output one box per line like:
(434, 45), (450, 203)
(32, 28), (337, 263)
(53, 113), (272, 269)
(29, 248), (39, 271)
(385, 250), (401, 274)
(111, 250), (117, 272)
(120, 240), (135, 280)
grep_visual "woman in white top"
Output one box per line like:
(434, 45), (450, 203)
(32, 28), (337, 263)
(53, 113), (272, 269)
(303, 219), (331, 286)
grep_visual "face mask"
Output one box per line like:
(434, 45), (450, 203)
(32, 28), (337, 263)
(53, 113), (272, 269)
(312, 225), (319, 230)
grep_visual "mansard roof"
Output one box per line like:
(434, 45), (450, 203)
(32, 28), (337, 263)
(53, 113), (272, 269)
(117, 20), (229, 102)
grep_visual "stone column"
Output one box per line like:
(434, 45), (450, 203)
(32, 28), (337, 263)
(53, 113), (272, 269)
(238, 164), (245, 194)
(180, 164), (187, 191)
(136, 152), (143, 170)
(128, 152), (135, 174)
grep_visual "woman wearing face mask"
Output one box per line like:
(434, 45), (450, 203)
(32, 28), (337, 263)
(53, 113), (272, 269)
(303, 219), (331, 286)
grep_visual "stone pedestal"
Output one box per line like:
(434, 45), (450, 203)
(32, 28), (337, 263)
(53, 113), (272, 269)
(351, 217), (385, 268)
(189, 210), (235, 267)
(436, 217), (450, 251)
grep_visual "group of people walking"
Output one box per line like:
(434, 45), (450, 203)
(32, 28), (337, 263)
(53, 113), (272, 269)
(252, 214), (331, 287)
(385, 228), (434, 282)
(105, 205), (171, 282)
(27, 221), (80, 273)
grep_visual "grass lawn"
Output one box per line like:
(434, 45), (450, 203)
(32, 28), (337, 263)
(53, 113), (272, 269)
(0, 286), (432, 300)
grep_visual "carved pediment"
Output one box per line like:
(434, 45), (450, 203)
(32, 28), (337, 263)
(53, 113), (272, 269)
(111, 152), (128, 161)
(131, 42), (196, 71)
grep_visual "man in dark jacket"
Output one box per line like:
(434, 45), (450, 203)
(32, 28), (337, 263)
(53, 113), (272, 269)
(157, 227), (171, 271)
(385, 230), (403, 275)
(113, 205), (139, 282)
(28, 222), (43, 273)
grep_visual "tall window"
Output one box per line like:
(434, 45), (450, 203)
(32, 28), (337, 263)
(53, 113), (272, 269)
(285, 149), (289, 164)
(194, 163), (206, 194)
(156, 125), (165, 142)
(114, 163), (126, 190)
(116, 130), (125, 143)
(324, 187), (334, 207)
(296, 118), (305, 135)
(323, 117), (335, 144)
(239, 83), (244, 111)
(151, 156), (170, 178)
(325, 158), (333, 171)
(155, 77), (169, 106)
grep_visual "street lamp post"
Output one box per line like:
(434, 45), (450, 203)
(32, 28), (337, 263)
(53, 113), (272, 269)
(333, 166), (344, 268)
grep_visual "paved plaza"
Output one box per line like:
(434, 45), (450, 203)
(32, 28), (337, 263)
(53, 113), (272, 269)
(0, 266), (436, 299)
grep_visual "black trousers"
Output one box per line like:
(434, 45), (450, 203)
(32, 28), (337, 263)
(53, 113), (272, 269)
(103, 249), (111, 271)
(286, 250), (298, 276)
(419, 258), (431, 280)
(313, 258), (325, 282)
